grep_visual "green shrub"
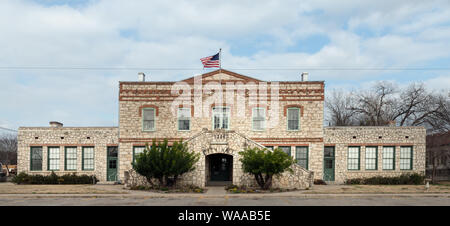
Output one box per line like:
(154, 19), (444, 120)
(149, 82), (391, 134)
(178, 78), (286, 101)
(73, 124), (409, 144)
(11, 172), (98, 184)
(314, 179), (327, 185)
(345, 173), (425, 185)
(132, 139), (200, 187)
(239, 147), (295, 190)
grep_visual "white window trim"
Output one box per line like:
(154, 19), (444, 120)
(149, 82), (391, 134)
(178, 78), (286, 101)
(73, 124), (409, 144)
(287, 107), (301, 131)
(212, 107), (230, 130)
(142, 108), (156, 132)
(177, 108), (191, 131)
(252, 107), (266, 131)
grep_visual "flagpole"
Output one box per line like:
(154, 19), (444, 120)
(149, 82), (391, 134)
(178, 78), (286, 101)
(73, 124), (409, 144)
(219, 48), (222, 72)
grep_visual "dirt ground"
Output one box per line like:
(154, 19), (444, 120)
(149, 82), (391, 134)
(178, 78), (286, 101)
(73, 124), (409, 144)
(0, 183), (127, 194)
(304, 183), (450, 194)
(1, 181), (450, 195)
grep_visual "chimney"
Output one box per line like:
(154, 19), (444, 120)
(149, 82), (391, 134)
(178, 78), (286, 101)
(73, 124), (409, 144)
(49, 121), (63, 128)
(301, 72), (309, 81)
(138, 72), (146, 82)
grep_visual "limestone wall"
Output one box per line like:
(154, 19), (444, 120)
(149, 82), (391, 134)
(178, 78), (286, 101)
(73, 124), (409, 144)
(17, 127), (118, 181)
(123, 130), (314, 189)
(323, 126), (426, 183)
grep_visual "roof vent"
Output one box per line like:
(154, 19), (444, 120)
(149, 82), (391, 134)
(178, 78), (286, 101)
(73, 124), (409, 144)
(49, 121), (63, 128)
(301, 72), (309, 81)
(138, 72), (146, 82)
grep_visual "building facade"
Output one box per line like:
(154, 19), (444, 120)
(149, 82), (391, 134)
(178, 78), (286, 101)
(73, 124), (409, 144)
(17, 69), (426, 188)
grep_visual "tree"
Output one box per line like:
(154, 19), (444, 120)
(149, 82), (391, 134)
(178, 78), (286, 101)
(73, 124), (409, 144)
(132, 139), (199, 187)
(352, 81), (398, 126)
(0, 134), (17, 176)
(325, 89), (357, 126)
(239, 147), (295, 190)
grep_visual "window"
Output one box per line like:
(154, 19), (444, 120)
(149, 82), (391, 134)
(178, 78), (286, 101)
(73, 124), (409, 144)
(383, 146), (395, 170)
(30, 147), (43, 171)
(287, 108), (300, 131)
(178, 108), (191, 131)
(279, 146), (291, 156)
(265, 146), (274, 150)
(252, 108), (266, 131)
(82, 147), (95, 170)
(295, 146), (308, 169)
(400, 146), (413, 170)
(47, 147), (60, 171)
(212, 107), (230, 130)
(133, 146), (145, 163)
(65, 147), (77, 171)
(365, 146), (378, 170)
(142, 108), (155, 131)
(347, 146), (360, 170)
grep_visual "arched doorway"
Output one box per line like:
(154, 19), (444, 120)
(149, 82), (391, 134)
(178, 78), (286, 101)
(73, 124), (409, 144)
(206, 153), (233, 186)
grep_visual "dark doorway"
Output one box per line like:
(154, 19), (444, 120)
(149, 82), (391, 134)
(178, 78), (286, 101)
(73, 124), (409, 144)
(207, 154), (232, 183)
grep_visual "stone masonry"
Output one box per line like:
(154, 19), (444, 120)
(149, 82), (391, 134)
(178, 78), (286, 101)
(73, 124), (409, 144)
(17, 127), (118, 181)
(17, 69), (426, 188)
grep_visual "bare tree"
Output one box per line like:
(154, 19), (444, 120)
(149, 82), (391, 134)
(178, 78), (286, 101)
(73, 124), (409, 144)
(0, 134), (18, 176)
(352, 81), (398, 126)
(325, 89), (357, 126)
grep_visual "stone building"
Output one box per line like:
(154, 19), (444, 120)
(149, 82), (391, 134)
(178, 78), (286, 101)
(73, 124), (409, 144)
(17, 69), (426, 188)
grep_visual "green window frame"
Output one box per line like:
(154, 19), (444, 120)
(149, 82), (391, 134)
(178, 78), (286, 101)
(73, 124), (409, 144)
(382, 146), (395, 170)
(177, 108), (191, 131)
(212, 107), (230, 130)
(64, 147), (77, 171)
(400, 146), (413, 170)
(30, 146), (43, 171)
(142, 108), (156, 131)
(279, 146), (291, 157)
(47, 147), (60, 171)
(365, 146), (378, 170)
(82, 146), (95, 171)
(347, 146), (360, 170)
(295, 146), (309, 169)
(252, 107), (266, 131)
(287, 108), (300, 131)
(132, 146), (146, 164)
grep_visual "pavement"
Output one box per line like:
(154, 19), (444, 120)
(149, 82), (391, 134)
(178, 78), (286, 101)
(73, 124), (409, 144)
(1, 184), (450, 205)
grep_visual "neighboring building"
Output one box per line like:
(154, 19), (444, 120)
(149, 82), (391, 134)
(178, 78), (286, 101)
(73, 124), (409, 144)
(426, 131), (450, 181)
(17, 69), (426, 188)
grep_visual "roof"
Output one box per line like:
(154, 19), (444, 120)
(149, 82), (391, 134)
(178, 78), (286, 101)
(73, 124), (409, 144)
(119, 69), (324, 85)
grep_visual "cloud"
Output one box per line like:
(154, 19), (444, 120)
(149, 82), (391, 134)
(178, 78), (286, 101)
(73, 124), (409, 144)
(0, 0), (449, 128)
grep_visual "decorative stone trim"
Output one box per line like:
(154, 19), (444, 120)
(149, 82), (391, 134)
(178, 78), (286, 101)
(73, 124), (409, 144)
(138, 105), (159, 116)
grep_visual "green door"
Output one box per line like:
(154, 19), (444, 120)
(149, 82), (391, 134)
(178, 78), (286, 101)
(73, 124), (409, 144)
(323, 146), (335, 181)
(107, 146), (118, 181)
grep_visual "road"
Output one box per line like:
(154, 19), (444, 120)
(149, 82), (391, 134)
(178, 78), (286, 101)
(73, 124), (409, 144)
(1, 195), (449, 206)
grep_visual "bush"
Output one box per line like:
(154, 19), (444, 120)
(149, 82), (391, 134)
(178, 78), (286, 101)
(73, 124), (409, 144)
(314, 179), (327, 185)
(132, 139), (199, 187)
(239, 147), (295, 190)
(345, 173), (425, 185)
(11, 172), (98, 184)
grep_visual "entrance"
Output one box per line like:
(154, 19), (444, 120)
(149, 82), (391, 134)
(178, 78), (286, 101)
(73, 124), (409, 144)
(107, 146), (118, 181)
(206, 154), (232, 183)
(323, 146), (335, 181)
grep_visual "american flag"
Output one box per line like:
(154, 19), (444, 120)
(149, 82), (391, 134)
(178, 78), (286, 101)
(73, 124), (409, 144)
(200, 52), (220, 68)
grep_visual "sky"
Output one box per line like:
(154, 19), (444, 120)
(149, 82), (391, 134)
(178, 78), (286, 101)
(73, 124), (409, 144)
(0, 0), (449, 130)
